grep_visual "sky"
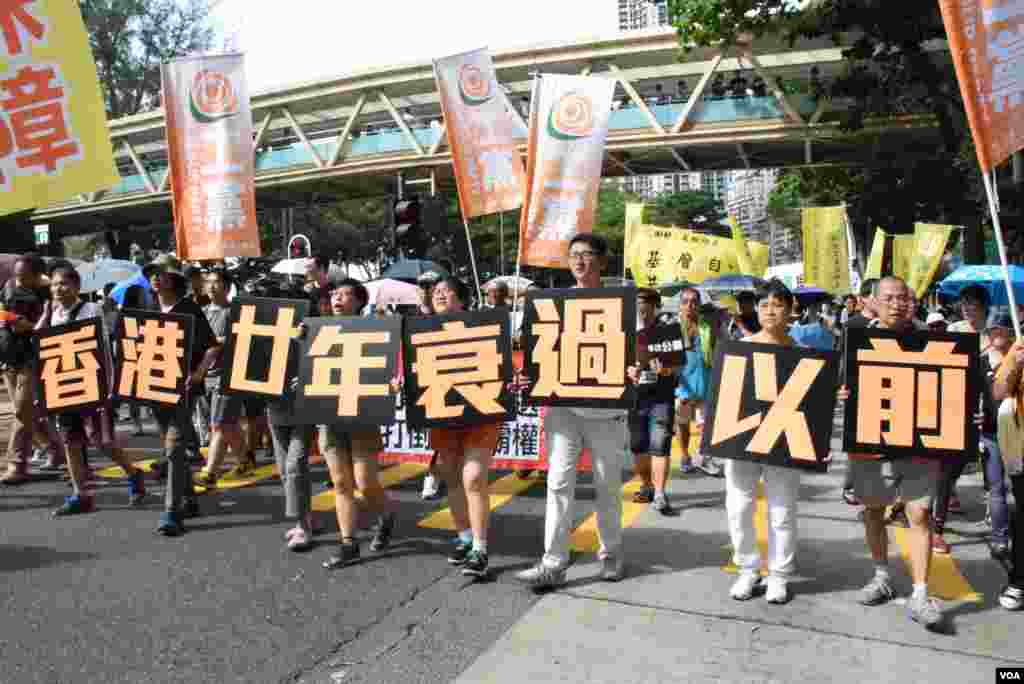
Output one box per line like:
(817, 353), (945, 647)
(211, 0), (619, 93)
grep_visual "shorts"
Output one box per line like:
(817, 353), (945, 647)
(850, 457), (940, 506)
(629, 399), (674, 457)
(57, 408), (115, 448)
(319, 424), (383, 462)
(209, 388), (267, 427)
(675, 399), (704, 427)
(431, 422), (500, 456)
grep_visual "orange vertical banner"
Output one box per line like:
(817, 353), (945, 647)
(518, 74), (616, 269)
(434, 48), (525, 218)
(161, 54), (260, 260)
(939, 0), (1024, 171)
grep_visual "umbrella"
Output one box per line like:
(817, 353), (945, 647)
(937, 264), (1024, 306)
(364, 278), (420, 307)
(485, 275), (533, 293)
(271, 258), (348, 281)
(698, 274), (766, 293)
(76, 259), (141, 293)
(109, 272), (152, 306)
(382, 259), (448, 282)
(792, 286), (832, 305)
(658, 280), (697, 298)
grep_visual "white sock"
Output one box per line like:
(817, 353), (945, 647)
(654, 488), (666, 497)
(912, 583), (928, 600)
(874, 563), (890, 581)
(457, 529), (472, 544)
(472, 538), (487, 554)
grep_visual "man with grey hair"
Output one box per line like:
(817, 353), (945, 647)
(839, 275), (944, 631)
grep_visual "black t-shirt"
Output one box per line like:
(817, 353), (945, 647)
(844, 312), (871, 329)
(168, 297), (218, 373)
(636, 321), (678, 402)
(980, 352), (1000, 436)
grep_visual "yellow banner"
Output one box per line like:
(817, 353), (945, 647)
(802, 207), (850, 293)
(0, 1), (118, 216)
(729, 216), (754, 275)
(907, 223), (954, 298)
(626, 224), (768, 287)
(865, 229), (886, 279)
(748, 241), (769, 278)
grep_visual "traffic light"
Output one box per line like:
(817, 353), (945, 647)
(288, 235), (311, 259)
(393, 197), (423, 257)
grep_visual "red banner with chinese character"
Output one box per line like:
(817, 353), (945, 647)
(434, 48), (525, 218)
(940, 0), (1024, 171)
(0, 0), (119, 216)
(161, 54), (260, 259)
(518, 74), (616, 269)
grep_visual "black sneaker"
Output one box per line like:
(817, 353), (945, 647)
(369, 512), (395, 552)
(448, 539), (472, 565)
(183, 497), (201, 519)
(461, 548), (489, 578)
(323, 542), (360, 570)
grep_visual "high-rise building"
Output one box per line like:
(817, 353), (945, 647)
(615, 171), (695, 199)
(724, 168), (800, 264)
(618, 0), (669, 32)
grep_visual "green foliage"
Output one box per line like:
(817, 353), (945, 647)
(79, 0), (217, 118)
(644, 189), (724, 230)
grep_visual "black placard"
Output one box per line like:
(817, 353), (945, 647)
(220, 297), (311, 398)
(640, 323), (686, 367)
(522, 287), (636, 409)
(701, 340), (839, 472)
(112, 309), (194, 409)
(842, 327), (980, 460)
(294, 316), (401, 427)
(34, 316), (112, 417)
(403, 309), (513, 429)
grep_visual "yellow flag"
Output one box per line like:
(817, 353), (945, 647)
(748, 241), (769, 277)
(729, 216), (755, 274)
(624, 202), (645, 255)
(0, 1), (119, 216)
(907, 223), (954, 298)
(802, 207), (850, 292)
(865, 229), (886, 279)
(627, 224), (740, 287)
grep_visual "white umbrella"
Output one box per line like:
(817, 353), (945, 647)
(272, 258), (347, 281)
(365, 278), (420, 306)
(76, 259), (141, 293)
(485, 275), (533, 292)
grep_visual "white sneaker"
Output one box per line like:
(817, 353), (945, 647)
(730, 573), (761, 600)
(765, 577), (790, 604)
(421, 473), (440, 500)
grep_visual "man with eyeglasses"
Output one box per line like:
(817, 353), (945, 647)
(838, 276), (944, 630)
(515, 234), (631, 588)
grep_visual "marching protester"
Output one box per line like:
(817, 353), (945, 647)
(303, 255), (332, 316)
(993, 318), (1024, 610)
(516, 234), (630, 588)
(320, 279), (398, 569)
(195, 267), (265, 488)
(675, 287), (723, 478)
(414, 271), (444, 502)
(926, 311), (948, 333)
(36, 266), (148, 516)
(839, 276), (944, 630)
(724, 280), (802, 604)
(428, 276), (501, 577)
(147, 255), (221, 537)
(0, 254), (66, 484)
(630, 288), (679, 514)
(117, 284), (149, 437)
(727, 291), (760, 340)
(840, 278), (879, 507)
(981, 312), (1013, 563)
(484, 279), (510, 310)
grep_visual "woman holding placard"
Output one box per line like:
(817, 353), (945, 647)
(725, 279), (803, 605)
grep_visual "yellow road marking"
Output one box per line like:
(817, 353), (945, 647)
(570, 475), (649, 553)
(418, 473), (538, 530)
(311, 462), (427, 512)
(891, 526), (983, 603)
(94, 459), (158, 479)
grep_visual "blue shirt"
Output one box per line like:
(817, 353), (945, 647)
(789, 323), (835, 351)
(676, 333), (709, 401)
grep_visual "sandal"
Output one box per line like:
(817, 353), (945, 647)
(287, 527), (314, 551)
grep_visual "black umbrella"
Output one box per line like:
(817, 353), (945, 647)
(382, 259), (450, 283)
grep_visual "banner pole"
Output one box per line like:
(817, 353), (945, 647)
(500, 211), (505, 276)
(982, 169), (1021, 337)
(462, 216), (484, 307)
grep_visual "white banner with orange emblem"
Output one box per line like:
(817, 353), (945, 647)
(434, 48), (525, 218)
(518, 74), (616, 269)
(161, 54), (260, 260)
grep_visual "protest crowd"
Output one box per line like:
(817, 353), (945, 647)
(3, 230), (1023, 637)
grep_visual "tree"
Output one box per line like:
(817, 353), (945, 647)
(644, 189), (725, 232)
(666, 0), (992, 262)
(80, 0), (218, 118)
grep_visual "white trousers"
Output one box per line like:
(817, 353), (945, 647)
(542, 407), (628, 569)
(725, 459), (801, 579)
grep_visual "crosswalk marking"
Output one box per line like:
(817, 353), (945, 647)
(418, 473), (539, 530)
(311, 463), (427, 513)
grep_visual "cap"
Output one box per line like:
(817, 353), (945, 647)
(988, 312), (1014, 331)
(636, 287), (661, 304)
(926, 312), (946, 326)
(417, 271), (441, 286)
(143, 253), (185, 280)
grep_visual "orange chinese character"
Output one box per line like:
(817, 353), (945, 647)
(228, 304), (300, 395)
(303, 326), (391, 417)
(38, 322), (102, 410)
(119, 317), (185, 404)
(409, 320), (504, 419)
(0, 0), (46, 58)
(530, 297), (626, 400)
(0, 64), (79, 174)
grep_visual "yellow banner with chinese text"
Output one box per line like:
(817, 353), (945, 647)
(802, 206), (850, 293)
(863, 224), (953, 297)
(626, 223), (769, 287)
(0, 0), (119, 216)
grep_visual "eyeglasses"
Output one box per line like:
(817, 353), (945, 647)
(877, 295), (912, 305)
(568, 250), (599, 261)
